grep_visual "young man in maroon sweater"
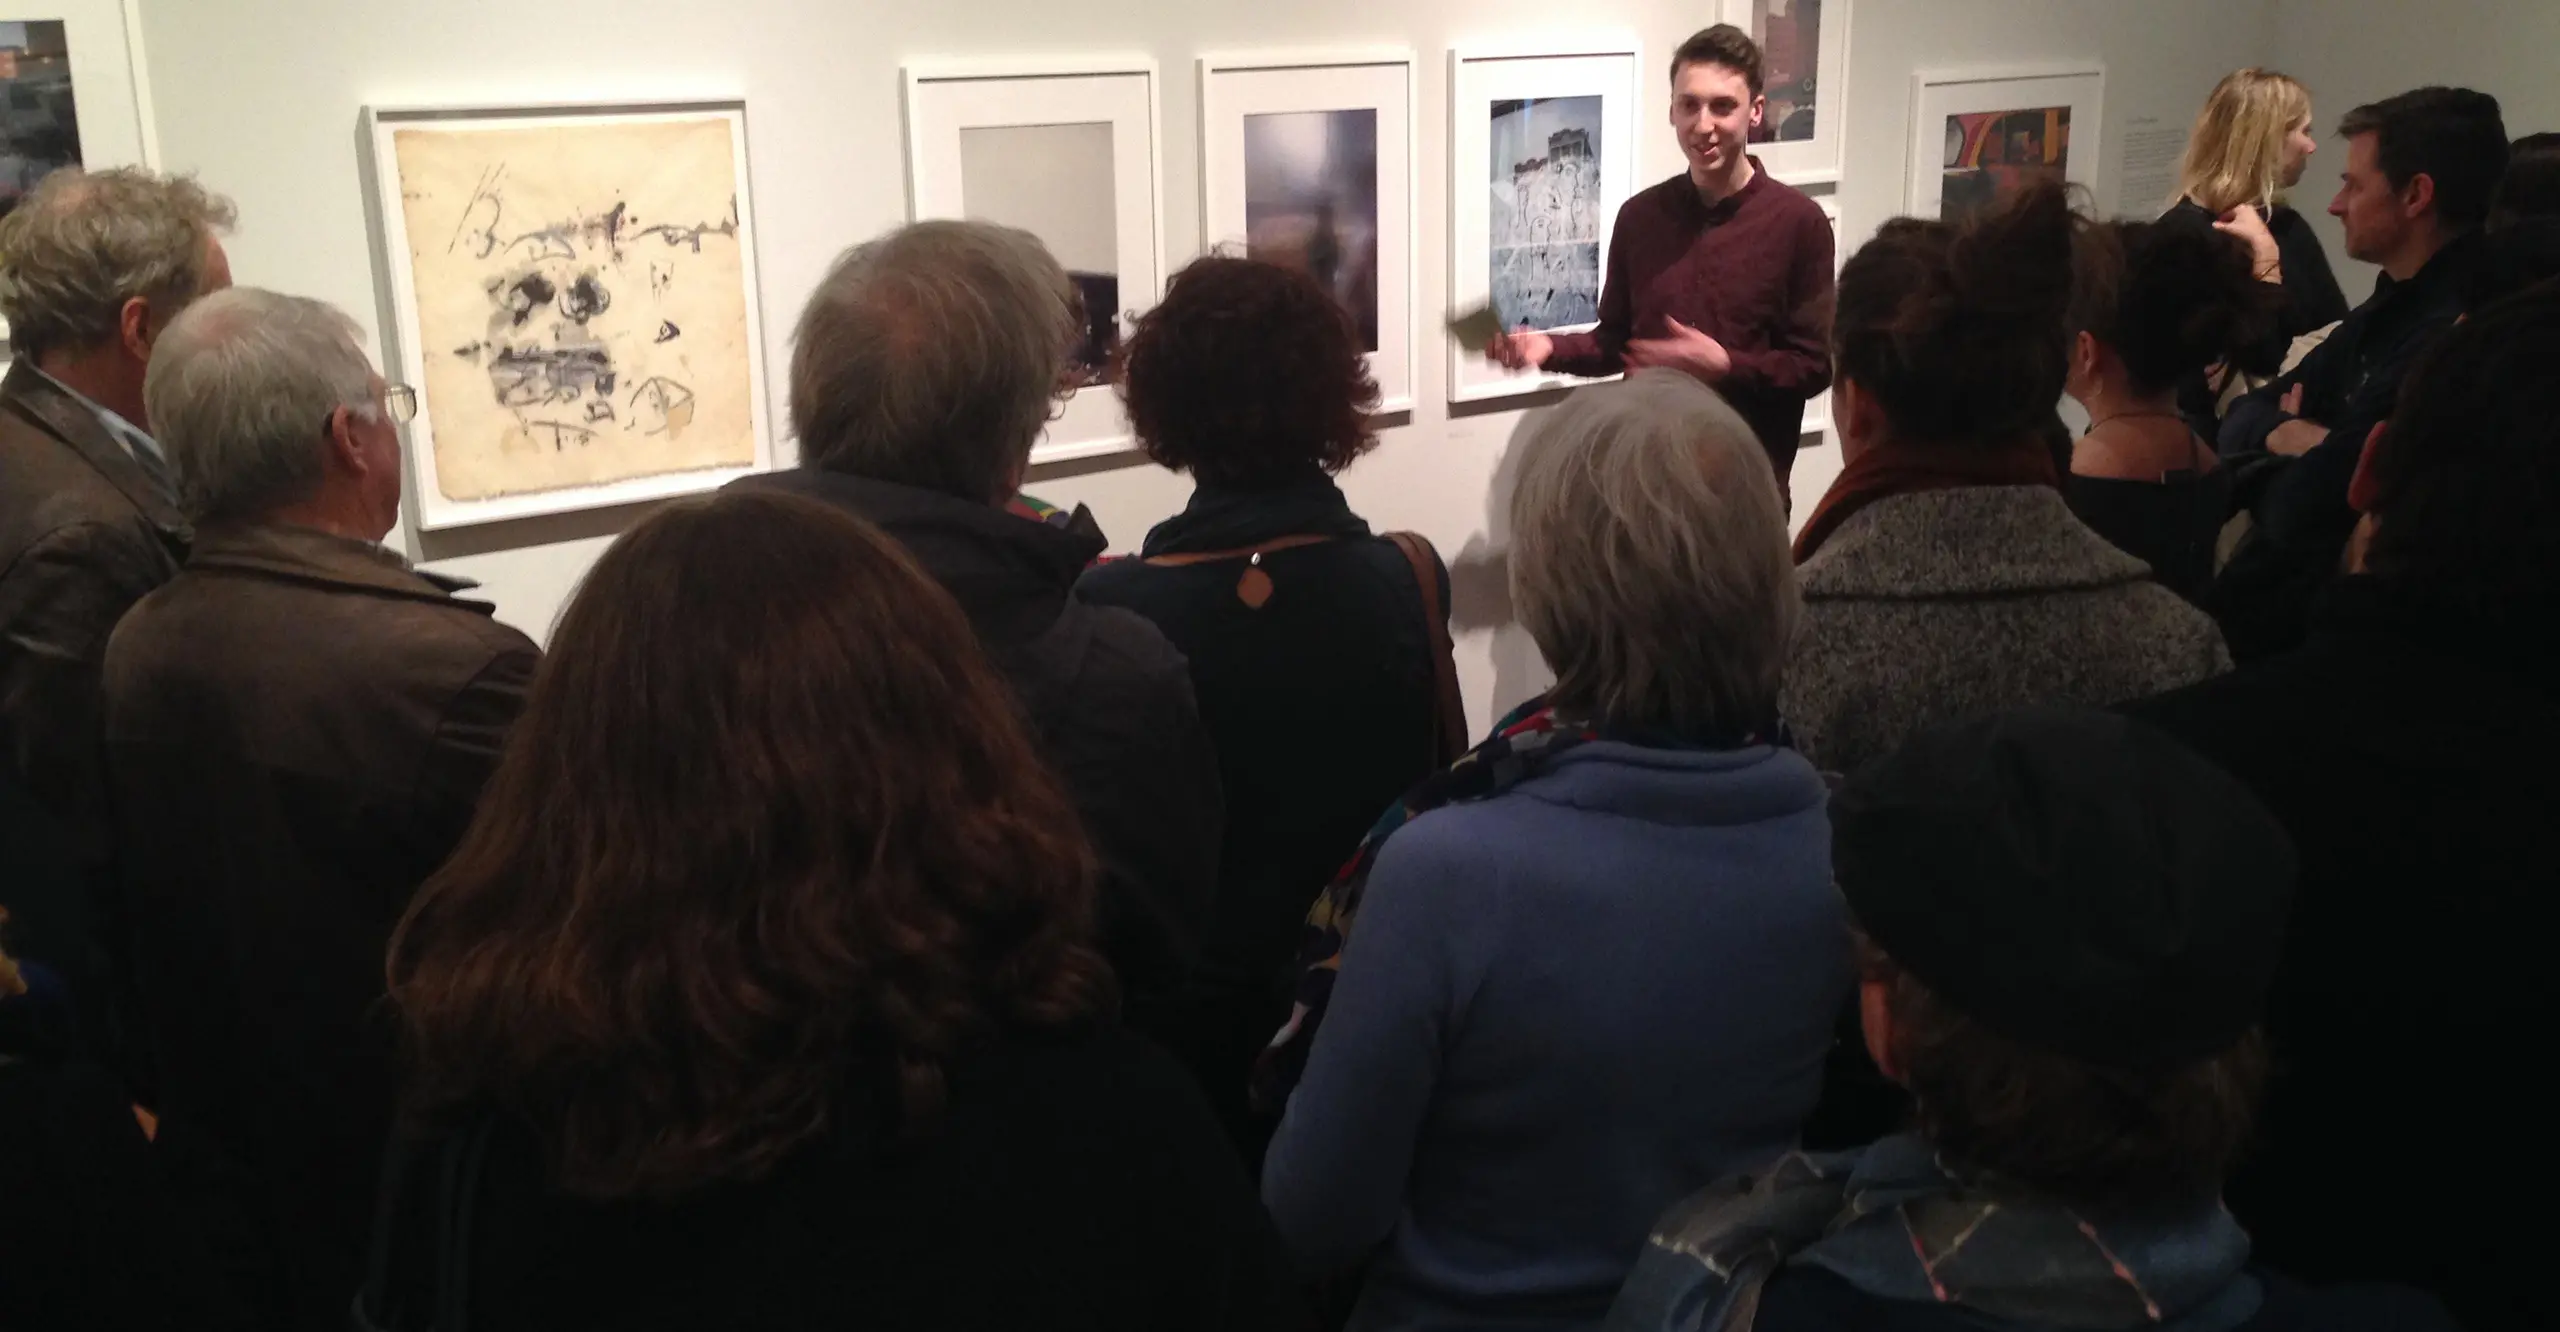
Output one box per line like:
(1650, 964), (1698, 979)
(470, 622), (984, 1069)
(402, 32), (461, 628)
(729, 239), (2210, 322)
(1491, 25), (1835, 503)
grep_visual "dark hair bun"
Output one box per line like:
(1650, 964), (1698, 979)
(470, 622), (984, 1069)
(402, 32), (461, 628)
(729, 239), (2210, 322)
(2096, 220), (2282, 394)
(1834, 180), (2083, 446)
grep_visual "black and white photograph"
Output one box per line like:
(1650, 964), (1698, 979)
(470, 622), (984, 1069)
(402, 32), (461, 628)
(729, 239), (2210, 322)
(960, 120), (1123, 386)
(1244, 108), (1381, 351)
(0, 20), (79, 220)
(1488, 95), (1604, 330)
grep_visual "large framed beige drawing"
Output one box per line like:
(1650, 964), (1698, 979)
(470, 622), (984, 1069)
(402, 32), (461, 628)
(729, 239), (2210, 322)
(904, 56), (1165, 464)
(360, 99), (776, 531)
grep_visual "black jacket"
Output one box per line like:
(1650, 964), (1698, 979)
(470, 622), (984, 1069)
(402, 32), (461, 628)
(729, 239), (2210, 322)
(0, 362), (188, 1041)
(101, 524), (538, 1330)
(2124, 576), (2552, 1329)
(729, 470), (1222, 1003)
(2208, 234), (2479, 660)
(0, 965), (283, 1331)
(360, 1025), (1310, 1332)
(1076, 476), (1447, 1151)
(1750, 1266), (2459, 1332)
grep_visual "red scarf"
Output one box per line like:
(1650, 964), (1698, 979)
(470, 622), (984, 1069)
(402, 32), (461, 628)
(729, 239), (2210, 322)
(1792, 435), (2061, 563)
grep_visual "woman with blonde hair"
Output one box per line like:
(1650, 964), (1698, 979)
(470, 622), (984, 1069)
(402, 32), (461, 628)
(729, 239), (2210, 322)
(2163, 69), (2349, 429)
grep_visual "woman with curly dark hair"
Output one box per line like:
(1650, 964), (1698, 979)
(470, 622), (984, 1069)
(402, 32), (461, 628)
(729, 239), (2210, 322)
(356, 491), (1303, 1332)
(1077, 255), (1461, 1163)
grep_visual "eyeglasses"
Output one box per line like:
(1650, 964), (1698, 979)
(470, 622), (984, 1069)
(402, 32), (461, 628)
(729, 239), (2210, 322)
(319, 384), (420, 439)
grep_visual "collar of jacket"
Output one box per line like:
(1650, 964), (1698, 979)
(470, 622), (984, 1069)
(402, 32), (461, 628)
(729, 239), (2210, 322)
(1140, 471), (1371, 557)
(1, 360), (189, 543)
(2311, 573), (2554, 700)
(729, 468), (1108, 643)
(1798, 485), (2156, 601)
(2369, 227), (2481, 315)
(186, 522), (496, 612)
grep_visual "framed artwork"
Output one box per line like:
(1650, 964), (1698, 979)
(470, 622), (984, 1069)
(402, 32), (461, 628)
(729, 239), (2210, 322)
(361, 99), (775, 532)
(1801, 191), (1842, 436)
(1907, 64), (2105, 222)
(905, 56), (1164, 464)
(1447, 41), (1640, 404)
(1720, 0), (1850, 185)
(1200, 49), (1415, 412)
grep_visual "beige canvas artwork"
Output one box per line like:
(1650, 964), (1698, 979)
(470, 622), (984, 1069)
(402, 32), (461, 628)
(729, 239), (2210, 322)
(390, 115), (756, 502)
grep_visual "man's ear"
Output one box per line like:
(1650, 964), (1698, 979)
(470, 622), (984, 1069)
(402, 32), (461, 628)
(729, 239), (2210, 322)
(1749, 93), (1767, 133)
(2403, 170), (2439, 222)
(119, 297), (154, 362)
(2347, 420), (2389, 514)
(1859, 978), (1905, 1085)
(324, 406), (369, 477)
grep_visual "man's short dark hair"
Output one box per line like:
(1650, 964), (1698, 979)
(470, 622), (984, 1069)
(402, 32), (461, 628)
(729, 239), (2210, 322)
(1669, 24), (1763, 96)
(2490, 131), (2560, 229)
(2337, 87), (2509, 233)
(2361, 284), (2560, 641)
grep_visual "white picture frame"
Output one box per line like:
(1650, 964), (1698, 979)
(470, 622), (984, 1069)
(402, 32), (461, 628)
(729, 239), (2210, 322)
(360, 99), (777, 532)
(1906, 63), (2107, 221)
(1719, 0), (1850, 186)
(1447, 41), (1641, 405)
(1800, 191), (1842, 436)
(905, 55), (1165, 464)
(1200, 49), (1416, 413)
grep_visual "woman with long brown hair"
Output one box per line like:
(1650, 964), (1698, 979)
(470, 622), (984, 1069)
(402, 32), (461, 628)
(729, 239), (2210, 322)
(356, 491), (1302, 1332)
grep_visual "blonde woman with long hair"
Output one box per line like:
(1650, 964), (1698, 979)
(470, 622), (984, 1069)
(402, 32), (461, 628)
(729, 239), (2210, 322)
(2162, 69), (2350, 424)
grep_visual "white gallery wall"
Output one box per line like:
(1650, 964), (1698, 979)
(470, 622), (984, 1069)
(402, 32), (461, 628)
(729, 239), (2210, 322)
(136, 0), (2319, 731)
(2270, 0), (2560, 305)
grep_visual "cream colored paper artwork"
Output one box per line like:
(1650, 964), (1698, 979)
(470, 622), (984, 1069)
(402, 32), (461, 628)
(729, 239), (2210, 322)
(390, 117), (755, 501)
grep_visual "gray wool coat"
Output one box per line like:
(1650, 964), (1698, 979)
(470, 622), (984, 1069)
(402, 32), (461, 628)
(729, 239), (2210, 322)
(1783, 485), (2230, 776)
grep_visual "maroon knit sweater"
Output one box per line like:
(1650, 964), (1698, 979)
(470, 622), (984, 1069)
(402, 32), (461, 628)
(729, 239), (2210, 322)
(1547, 160), (1836, 476)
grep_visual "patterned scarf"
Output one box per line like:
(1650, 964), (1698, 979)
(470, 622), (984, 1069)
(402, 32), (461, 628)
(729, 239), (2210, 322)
(1251, 695), (1780, 1113)
(1607, 1135), (2261, 1332)
(1249, 696), (1594, 1112)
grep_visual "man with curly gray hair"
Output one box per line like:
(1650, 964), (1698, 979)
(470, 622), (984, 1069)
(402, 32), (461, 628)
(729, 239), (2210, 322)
(0, 166), (234, 1032)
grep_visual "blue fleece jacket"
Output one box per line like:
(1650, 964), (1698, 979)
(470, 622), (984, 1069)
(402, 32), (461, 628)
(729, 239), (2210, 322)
(1262, 741), (1851, 1332)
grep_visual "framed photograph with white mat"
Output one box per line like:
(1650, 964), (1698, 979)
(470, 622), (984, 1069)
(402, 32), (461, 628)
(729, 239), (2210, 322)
(905, 56), (1164, 464)
(1200, 49), (1415, 412)
(1800, 191), (1842, 435)
(360, 98), (775, 531)
(1446, 40), (1639, 404)
(1720, 0), (1850, 185)
(1906, 63), (2105, 221)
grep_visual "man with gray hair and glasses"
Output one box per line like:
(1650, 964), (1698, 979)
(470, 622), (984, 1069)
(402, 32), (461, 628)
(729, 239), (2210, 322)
(0, 168), (234, 1027)
(100, 287), (538, 1330)
(731, 218), (1221, 1027)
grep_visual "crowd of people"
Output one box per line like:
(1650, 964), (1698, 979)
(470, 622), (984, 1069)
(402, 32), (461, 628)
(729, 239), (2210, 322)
(0, 25), (2549, 1332)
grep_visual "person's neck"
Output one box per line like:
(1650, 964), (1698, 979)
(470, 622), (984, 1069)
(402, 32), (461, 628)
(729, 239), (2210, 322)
(1691, 154), (1755, 208)
(2078, 380), (2182, 429)
(34, 346), (147, 428)
(2381, 222), (2457, 283)
(261, 497), (389, 545)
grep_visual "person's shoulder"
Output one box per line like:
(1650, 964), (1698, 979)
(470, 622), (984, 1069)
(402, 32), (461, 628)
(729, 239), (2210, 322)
(2241, 1270), (2465, 1332)
(1058, 594), (1193, 690)
(1626, 172), (1695, 214)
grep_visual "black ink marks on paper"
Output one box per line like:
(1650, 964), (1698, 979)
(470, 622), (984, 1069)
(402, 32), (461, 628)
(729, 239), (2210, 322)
(447, 164), (508, 257)
(648, 263), (673, 298)
(560, 272), (612, 323)
(488, 345), (618, 409)
(525, 421), (598, 453)
(494, 272), (558, 328)
(583, 397), (617, 425)
(628, 376), (697, 436)
(655, 320), (680, 343)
